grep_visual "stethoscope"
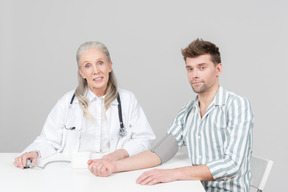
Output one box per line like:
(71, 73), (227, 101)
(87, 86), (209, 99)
(67, 92), (126, 137)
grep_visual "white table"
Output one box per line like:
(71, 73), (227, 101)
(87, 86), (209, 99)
(0, 148), (205, 192)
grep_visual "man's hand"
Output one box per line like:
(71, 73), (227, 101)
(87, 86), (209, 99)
(87, 159), (117, 177)
(137, 165), (214, 185)
(136, 169), (179, 185)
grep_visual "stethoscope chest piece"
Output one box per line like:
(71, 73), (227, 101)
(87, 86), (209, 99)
(119, 126), (126, 137)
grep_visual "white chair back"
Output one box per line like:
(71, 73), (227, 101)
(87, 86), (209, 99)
(250, 155), (273, 192)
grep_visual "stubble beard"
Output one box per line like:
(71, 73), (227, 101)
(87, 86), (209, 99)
(191, 81), (207, 94)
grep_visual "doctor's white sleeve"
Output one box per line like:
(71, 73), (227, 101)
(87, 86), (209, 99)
(121, 91), (156, 157)
(21, 92), (71, 159)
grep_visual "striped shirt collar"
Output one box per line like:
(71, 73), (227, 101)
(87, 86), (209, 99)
(193, 86), (227, 108)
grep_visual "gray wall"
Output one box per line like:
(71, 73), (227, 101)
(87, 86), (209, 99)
(1, 0), (287, 191)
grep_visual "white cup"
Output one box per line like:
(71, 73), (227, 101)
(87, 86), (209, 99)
(71, 152), (92, 169)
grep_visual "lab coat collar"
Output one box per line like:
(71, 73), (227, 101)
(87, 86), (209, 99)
(86, 88), (105, 102)
(85, 88), (119, 106)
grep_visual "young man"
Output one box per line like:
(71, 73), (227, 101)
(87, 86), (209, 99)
(88, 39), (254, 192)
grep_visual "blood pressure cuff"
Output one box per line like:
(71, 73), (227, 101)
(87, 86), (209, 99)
(151, 134), (179, 164)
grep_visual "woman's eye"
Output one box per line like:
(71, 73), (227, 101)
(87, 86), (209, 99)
(85, 64), (91, 68)
(98, 61), (104, 65)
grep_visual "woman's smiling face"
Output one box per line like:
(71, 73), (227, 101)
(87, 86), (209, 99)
(78, 48), (112, 97)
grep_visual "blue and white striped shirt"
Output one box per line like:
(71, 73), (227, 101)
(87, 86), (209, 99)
(167, 86), (254, 192)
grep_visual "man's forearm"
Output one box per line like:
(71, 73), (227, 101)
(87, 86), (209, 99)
(115, 151), (161, 172)
(175, 164), (214, 181)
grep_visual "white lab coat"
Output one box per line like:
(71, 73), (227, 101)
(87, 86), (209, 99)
(22, 88), (156, 159)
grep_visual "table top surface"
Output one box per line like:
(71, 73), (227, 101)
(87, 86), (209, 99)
(0, 148), (205, 192)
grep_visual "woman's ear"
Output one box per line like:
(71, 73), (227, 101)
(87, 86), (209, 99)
(79, 69), (85, 79)
(109, 62), (113, 72)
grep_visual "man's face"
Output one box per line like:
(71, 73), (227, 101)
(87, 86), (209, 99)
(185, 54), (222, 94)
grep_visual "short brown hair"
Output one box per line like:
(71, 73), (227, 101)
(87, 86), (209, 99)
(181, 38), (221, 65)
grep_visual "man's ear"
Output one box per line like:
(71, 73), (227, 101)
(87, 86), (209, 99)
(216, 63), (222, 77)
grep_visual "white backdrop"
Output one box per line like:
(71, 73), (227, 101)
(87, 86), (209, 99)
(1, 1), (287, 191)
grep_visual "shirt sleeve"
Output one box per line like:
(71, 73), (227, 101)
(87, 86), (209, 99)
(206, 96), (254, 180)
(166, 101), (192, 147)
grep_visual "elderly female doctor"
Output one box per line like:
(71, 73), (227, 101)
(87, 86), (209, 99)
(14, 41), (155, 169)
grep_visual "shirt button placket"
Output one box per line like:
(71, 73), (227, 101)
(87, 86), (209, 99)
(198, 121), (203, 162)
(95, 99), (102, 152)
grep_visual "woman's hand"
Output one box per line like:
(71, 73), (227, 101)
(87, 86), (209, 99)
(101, 149), (129, 161)
(14, 151), (39, 169)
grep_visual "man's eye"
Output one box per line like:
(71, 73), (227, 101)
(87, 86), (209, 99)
(187, 68), (193, 71)
(200, 66), (205, 70)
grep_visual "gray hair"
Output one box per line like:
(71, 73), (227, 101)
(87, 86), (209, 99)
(75, 41), (118, 116)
